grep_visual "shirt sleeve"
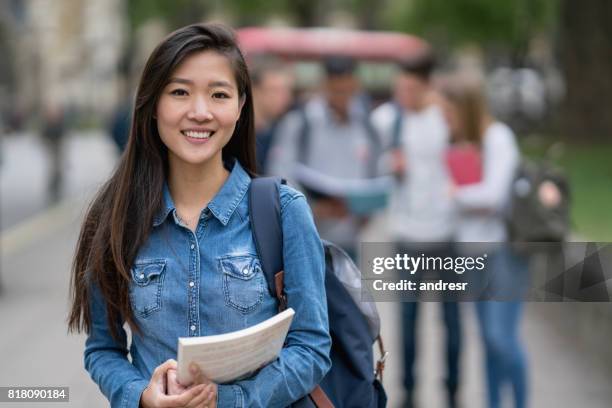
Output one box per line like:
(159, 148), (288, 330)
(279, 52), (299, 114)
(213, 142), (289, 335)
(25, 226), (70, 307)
(84, 282), (149, 408)
(216, 192), (332, 408)
(370, 103), (395, 150)
(454, 124), (520, 212)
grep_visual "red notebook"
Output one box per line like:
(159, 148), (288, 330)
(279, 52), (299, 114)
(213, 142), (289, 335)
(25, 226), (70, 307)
(445, 145), (482, 185)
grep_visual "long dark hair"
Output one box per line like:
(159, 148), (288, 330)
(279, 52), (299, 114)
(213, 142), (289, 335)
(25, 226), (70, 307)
(68, 23), (256, 340)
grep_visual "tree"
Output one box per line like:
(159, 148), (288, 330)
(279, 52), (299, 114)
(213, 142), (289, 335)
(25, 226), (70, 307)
(381, 0), (558, 65)
(557, 0), (612, 140)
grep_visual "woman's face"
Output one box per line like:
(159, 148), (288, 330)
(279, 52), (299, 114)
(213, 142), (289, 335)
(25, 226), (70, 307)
(156, 50), (244, 168)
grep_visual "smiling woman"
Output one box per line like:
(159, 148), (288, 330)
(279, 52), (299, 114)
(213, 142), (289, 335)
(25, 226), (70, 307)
(67, 23), (330, 408)
(157, 52), (245, 168)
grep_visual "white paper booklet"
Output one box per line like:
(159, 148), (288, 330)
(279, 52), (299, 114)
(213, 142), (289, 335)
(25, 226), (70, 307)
(177, 308), (295, 385)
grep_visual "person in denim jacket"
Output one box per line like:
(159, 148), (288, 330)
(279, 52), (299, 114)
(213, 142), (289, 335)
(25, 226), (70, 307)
(68, 23), (331, 408)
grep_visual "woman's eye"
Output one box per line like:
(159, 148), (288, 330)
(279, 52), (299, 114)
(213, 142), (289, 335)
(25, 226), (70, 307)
(212, 92), (230, 99)
(170, 89), (188, 96)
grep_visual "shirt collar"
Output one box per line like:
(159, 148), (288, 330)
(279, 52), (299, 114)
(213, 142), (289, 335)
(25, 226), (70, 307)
(152, 158), (251, 227)
(153, 184), (175, 227)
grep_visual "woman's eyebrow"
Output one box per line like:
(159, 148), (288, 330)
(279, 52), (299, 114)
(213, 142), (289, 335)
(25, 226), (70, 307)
(208, 80), (236, 89)
(168, 78), (234, 89)
(168, 77), (193, 85)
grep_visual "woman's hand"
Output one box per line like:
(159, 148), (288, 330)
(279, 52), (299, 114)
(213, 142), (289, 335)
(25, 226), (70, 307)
(183, 363), (218, 408)
(140, 359), (215, 408)
(166, 366), (217, 404)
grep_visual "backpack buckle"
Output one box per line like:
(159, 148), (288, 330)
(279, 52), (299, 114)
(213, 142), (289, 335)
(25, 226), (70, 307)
(375, 351), (388, 381)
(279, 294), (288, 312)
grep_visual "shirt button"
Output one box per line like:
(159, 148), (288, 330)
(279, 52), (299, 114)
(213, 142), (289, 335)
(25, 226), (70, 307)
(190, 244), (195, 250)
(242, 268), (249, 275)
(190, 325), (196, 331)
(189, 281), (194, 287)
(139, 273), (145, 279)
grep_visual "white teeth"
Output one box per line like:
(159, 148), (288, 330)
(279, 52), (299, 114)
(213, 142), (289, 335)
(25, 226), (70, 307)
(183, 130), (211, 139)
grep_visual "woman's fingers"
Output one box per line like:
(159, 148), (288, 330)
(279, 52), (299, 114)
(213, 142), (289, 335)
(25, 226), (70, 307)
(189, 362), (211, 384)
(184, 383), (214, 408)
(151, 359), (178, 394)
(166, 368), (187, 396)
(159, 383), (207, 407)
(153, 359), (177, 381)
(201, 383), (217, 407)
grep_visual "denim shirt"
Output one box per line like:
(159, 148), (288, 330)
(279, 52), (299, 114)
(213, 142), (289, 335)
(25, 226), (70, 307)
(84, 159), (331, 408)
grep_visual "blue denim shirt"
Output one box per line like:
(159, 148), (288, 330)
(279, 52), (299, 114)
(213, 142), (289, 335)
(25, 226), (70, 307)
(84, 159), (331, 408)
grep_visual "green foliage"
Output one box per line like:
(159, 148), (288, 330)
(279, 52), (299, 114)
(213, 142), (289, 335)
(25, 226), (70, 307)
(127, 0), (210, 31)
(382, 0), (559, 49)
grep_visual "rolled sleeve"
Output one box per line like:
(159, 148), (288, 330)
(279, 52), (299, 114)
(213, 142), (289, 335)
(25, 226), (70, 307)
(122, 380), (149, 408)
(216, 384), (244, 407)
(84, 283), (148, 408)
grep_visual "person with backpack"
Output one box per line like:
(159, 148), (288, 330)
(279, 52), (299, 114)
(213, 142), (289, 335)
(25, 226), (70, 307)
(250, 58), (295, 174)
(266, 55), (381, 260)
(438, 75), (529, 408)
(67, 23), (331, 408)
(371, 52), (461, 408)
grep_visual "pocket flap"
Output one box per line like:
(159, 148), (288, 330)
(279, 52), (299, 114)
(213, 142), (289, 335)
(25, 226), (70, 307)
(219, 255), (260, 280)
(131, 260), (166, 286)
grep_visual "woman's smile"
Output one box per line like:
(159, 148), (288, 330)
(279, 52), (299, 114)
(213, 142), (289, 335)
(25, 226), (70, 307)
(181, 128), (216, 144)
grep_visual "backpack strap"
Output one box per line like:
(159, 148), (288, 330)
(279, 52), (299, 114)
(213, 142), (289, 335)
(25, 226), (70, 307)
(390, 103), (404, 149)
(249, 177), (287, 310)
(249, 177), (335, 408)
(362, 115), (383, 177)
(374, 335), (388, 382)
(297, 105), (311, 165)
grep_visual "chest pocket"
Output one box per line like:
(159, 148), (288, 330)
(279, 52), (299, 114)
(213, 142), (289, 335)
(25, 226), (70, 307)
(129, 259), (166, 318)
(219, 255), (265, 313)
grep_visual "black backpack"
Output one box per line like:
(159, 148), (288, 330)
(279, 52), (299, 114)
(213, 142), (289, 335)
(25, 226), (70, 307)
(249, 177), (388, 408)
(507, 159), (571, 242)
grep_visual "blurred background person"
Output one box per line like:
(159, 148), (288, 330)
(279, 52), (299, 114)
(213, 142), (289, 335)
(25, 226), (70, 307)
(267, 55), (381, 259)
(40, 101), (66, 203)
(440, 75), (529, 408)
(250, 58), (295, 174)
(107, 96), (132, 154)
(371, 52), (461, 408)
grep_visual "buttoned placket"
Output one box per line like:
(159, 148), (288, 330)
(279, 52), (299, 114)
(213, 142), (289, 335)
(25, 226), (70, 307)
(175, 208), (210, 337)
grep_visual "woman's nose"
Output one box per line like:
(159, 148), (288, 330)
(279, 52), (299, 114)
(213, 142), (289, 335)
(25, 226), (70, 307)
(187, 96), (213, 121)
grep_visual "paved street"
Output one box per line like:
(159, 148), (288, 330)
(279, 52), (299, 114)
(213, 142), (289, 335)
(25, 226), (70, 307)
(1, 132), (611, 407)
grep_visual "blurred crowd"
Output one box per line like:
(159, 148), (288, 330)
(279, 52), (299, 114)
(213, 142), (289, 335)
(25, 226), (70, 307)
(239, 45), (568, 408)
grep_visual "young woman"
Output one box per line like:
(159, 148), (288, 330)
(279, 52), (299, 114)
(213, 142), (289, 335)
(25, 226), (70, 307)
(68, 23), (331, 408)
(439, 77), (529, 408)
